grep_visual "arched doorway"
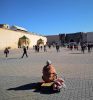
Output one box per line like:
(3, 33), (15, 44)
(18, 35), (30, 48)
(37, 38), (44, 46)
(70, 39), (74, 42)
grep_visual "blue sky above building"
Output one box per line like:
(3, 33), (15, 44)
(0, 0), (93, 35)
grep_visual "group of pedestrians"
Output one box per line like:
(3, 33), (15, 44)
(67, 44), (78, 51)
(81, 43), (93, 54)
(34, 45), (47, 52)
(4, 46), (28, 58)
(66, 42), (93, 54)
(3, 43), (93, 58)
(3, 45), (48, 58)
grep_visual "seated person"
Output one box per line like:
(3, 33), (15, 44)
(42, 60), (57, 83)
(42, 60), (66, 91)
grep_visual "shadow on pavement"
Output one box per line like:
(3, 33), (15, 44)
(7, 82), (41, 91)
(69, 52), (82, 54)
(7, 82), (60, 94)
(7, 58), (19, 60)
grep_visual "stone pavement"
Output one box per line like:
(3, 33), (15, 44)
(0, 47), (93, 100)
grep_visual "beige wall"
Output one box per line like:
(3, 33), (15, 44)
(0, 28), (47, 50)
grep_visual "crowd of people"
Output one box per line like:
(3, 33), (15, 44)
(67, 43), (93, 54)
(3, 42), (93, 58)
(33, 45), (47, 52)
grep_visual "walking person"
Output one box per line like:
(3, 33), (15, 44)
(4, 47), (9, 57)
(44, 45), (47, 52)
(21, 46), (28, 58)
(37, 45), (40, 52)
(87, 44), (91, 53)
(56, 45), (60, 52)
(35, 45), (37, 52)
(81, 44), (86, 54)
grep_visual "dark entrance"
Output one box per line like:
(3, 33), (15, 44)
(70, 39), (74, 42)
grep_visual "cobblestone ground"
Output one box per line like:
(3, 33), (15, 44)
(0, 47), (93, 100)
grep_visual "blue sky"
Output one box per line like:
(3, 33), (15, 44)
(0, 0), (93, 35)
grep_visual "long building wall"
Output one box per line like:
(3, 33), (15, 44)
(87, 32), (93, 43)
(0, 28), (47, 50)
(46, 35), (59, 44)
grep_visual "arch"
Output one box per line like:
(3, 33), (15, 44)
(18, 35), (30, 48)
(37, 38), (44, 46)
(70, 39), (74, 42)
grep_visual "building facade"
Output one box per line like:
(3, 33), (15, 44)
(87, 32), (93, 43)
(46, 35), (60, 45)
(0, 24), (9, 29)
(46, 32), (92, 45)
(0, 24), (47, 50)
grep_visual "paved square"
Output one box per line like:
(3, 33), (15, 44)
(0, 47), (93, 100)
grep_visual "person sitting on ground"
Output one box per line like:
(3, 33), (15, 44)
(42, 60), (57, 83)
(42, 60), (66, 91)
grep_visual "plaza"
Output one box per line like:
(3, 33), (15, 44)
(0, 47), (93, 100)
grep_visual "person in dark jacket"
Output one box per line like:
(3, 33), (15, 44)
(4, 47), (9, 57)
(21, 46), (28, 58)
